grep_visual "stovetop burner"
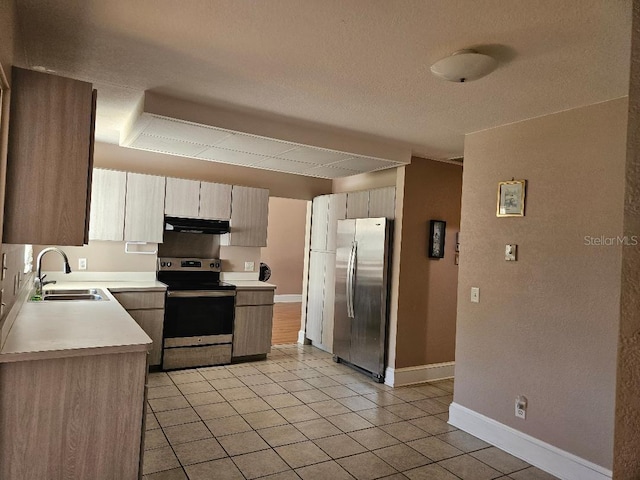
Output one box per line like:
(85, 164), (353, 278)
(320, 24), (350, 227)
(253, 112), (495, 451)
(157, 257), (235, 291)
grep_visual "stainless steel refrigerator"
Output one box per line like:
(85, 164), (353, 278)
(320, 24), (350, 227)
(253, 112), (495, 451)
(333, 217), (392, 382)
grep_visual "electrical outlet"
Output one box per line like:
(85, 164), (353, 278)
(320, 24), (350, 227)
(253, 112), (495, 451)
(515, 395), (527, 419)
(78, 258), (87, 270)
(470, 287), (480, 303)
(505, 244), (517, 261)
(244, 261), (255, 272)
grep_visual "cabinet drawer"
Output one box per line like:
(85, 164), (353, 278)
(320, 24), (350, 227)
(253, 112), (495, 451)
(112, 291), (165, 310)
(163, 344), (232, 370)
(235, 289), (274, 306)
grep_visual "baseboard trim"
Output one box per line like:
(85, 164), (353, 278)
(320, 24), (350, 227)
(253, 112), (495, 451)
(448, 403), (612, 480)
(274, 294), (302, 303)
(384, 362), (455, 387)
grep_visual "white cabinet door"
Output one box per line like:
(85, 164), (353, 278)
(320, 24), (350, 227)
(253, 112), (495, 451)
(89, 169), (126, 241)
(346, 191), (369, 219)
(326, 193), (347, 252)
(306, 251), (325, 343)
(200, 181), (232, 219)
(165, 177), (200, 217)
(228, 186), (269, 246)
(124, 173), (166, 243)
(310, 195), (329, 251)
(368, 186), (396, 219)
(320, 252), (336, 352)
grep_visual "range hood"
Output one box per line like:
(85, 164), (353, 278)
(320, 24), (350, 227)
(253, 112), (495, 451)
(164, 216), (230, 235)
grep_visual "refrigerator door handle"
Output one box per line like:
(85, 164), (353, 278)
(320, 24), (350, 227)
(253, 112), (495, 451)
(347, 241), (357, 318)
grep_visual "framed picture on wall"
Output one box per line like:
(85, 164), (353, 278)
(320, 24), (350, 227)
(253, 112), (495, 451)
(428, 220), (446, 258)
(497, 180), (527, 217)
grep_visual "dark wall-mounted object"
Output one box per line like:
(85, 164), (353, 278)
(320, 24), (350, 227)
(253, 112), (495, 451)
(428, 220), (446, 258)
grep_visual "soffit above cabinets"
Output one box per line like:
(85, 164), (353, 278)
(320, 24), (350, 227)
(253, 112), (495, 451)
(120, 93), (411, 179)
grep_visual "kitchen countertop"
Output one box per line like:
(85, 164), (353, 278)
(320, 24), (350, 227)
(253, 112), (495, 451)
(0, 282), (165, 364)
(225, 280), (276, 289)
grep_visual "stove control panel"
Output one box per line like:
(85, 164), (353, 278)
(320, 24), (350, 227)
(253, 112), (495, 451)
(158, 257), (221, 272)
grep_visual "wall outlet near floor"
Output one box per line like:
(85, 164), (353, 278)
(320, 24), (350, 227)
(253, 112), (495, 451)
(515, 395), (527, 419)
(78, 258), (87, 270)
(470, 287), (480, 303)
(244, 261), (255, 272)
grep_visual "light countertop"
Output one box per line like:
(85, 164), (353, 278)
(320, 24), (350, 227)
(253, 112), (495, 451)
(0, 282), (165, 364)
(225, 280), (276, 289)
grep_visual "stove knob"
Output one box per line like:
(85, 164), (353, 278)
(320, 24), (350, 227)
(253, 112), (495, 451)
(160, 262), (166, 267)
(210, 263), (215, 268)
(167, 262), (172, 267)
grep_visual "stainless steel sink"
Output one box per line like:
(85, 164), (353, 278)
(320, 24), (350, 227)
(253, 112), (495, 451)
(43, 288), (102, 295)
(31, 288), (109, 302)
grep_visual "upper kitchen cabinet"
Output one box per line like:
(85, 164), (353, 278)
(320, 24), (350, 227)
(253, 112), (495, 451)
(164, 178), (232, 220)
(224, 186), (269, 247)
(2, 68), (96, 245)
(124, 173), (166, 243)
(165, 177), (200, 218)
(89, 169), (126, 241)
(346, 191), (369, 219)
(199, 181), (232, 220)
(310, 193), (346, 252)
(368, 186), (396, 219)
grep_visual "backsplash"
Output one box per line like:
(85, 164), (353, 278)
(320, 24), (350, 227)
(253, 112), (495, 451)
(34, 241), (261, 274)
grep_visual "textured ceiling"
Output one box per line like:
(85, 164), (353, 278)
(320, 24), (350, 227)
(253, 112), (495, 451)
(14, 0), (632, 161)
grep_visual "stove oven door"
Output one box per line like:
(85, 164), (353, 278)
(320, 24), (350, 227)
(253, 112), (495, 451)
(162, 290), (235, 370)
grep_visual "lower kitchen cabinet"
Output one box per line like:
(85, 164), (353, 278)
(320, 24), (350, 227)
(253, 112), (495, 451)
(112, 290), (165, 367)
(0, 351), (147, 479)
(233, 287), (275, 358)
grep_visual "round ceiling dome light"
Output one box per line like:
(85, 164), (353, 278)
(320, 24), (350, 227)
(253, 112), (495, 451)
(430, 49), (497, 83)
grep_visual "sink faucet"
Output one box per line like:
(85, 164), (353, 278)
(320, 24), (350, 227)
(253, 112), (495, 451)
(34, 247), (72, 296)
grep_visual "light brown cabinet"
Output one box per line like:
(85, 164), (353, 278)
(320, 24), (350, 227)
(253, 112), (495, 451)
(164, 178), (232, 220)
(0, 351), (147, 479)
(112, 290), (165, 367)
(233, 287), (275, 358)
(165, 177), (200, 217)
(89, 169), (127, 241)
(2, 67), (97, 245)
(124, 173), (166, 243)
(225, 186), (269, 247)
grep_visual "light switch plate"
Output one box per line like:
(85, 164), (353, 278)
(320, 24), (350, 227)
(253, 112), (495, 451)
(471, 287), (480, 303)
(505, 244), (517, 261)
(244, 261), (255, 272)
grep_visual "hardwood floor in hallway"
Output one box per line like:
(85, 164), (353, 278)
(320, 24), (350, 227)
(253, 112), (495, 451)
(272, 302), (302, 345)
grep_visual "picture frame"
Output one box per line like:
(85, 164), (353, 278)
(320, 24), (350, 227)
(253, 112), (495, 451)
(428, 220), (446, 258)
(497, 180), (527, 217)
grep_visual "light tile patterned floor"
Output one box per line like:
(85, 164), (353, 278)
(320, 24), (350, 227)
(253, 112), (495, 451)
(142, 344), (558, 480)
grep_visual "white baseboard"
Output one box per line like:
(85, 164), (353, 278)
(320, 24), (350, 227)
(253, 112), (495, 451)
(448, 403), (612, 480)
(297, 330), (309, 345)
(384, 362), (455, 387)
(274, 294), (302, 303)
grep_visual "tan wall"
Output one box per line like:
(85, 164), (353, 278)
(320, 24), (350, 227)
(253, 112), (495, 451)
(454, 98), (628, 469)
(613, 3), (640, 476)
(261, 197), (309, 295)
(394, 158), (462, 368)
(332, 168), (397, 193)
(94, 142), (332, 200)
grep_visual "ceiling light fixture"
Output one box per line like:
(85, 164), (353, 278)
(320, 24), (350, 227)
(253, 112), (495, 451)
(430, 49), (497, 83)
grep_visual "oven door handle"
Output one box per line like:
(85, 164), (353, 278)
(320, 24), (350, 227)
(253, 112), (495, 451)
(167, 290), (236, 298)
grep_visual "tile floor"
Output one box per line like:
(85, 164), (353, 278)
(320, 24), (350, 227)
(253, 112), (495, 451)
(142, 344), (558, 480)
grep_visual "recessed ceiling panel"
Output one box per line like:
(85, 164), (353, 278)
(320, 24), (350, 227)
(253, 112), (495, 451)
(279, 146), (353, 165)
(258, 157), (317, 174)
(145, 116), (233, 146)
(196, 146), (265, 166)
(215, 133), (295, 156)
(130, 133), (208, 156)
(333, 157), (401, 172)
